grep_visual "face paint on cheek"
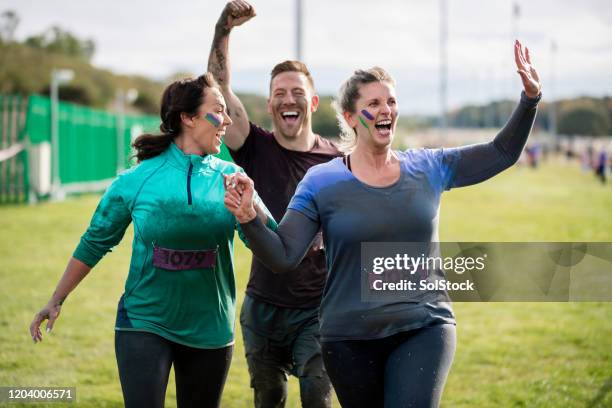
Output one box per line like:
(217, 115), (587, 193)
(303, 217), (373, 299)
(358, 115), (369, 129)
(360, 109), (375, 121)
(205, 113), (222, 128)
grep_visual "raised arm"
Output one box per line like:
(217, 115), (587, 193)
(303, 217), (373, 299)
(442, 40), (542, 189)
(224, 173), (320, 273)
(207, 0), (256, 150)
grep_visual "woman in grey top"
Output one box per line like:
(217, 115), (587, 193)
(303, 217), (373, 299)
(224, 40), (541, 408)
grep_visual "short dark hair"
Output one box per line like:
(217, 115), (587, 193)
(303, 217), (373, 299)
(270, 60), (315, 90)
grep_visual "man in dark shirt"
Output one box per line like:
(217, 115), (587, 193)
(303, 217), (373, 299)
(207, 1), (340, 407)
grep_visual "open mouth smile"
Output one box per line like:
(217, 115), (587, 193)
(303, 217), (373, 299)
(374, 119), (392, 136)
(281, 111), (301, 125)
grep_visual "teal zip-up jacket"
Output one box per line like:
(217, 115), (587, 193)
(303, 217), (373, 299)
(73, 143), (275, 348)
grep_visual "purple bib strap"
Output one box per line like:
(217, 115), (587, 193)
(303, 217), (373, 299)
(153, 245), (217, 271)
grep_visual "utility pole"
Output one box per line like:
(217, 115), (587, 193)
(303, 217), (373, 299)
(512, 2), (520, 43)
(296, 0), (303, 61)
(550, 40), (557, 138)
(509, 2), (521, 116)
(439, 0), (448, 137)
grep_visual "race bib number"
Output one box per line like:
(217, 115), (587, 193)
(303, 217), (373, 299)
(153, 246), (217, 270)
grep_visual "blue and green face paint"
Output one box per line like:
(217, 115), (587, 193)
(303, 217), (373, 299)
(358, 109), (374, 129)
(360, 109), (375, 121)
(358, 116), (369, 129)
(205, 113), (223, 128)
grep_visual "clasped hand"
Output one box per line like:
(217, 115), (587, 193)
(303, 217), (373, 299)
(224, 173), (257, 223)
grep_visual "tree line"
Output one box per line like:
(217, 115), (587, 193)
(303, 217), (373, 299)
(447, 97), (612, 136)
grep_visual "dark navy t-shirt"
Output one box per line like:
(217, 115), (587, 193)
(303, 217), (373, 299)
(288, 149), (458, 341)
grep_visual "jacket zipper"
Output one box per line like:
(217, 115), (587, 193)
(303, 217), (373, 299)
(187, 163), (193, 205)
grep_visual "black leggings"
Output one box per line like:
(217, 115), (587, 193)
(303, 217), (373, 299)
(321, 324), (456, 408)
(115, 330), (233, 408)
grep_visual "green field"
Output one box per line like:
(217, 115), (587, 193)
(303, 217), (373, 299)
(1, 159), (611, 407)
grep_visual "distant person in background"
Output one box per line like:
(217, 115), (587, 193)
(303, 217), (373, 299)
(526, 144), (540, 168)
(30, 74), (275, 408)
(584, 144), (595, 171)
(565, 144), (575, 161)
(223, 40), (541, 407)
(595, 149), (608, 184)
(541, 143), (549, 163)
(207, 1), (340, 407)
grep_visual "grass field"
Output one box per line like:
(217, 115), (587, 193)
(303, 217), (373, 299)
(1, 159), (611, 407)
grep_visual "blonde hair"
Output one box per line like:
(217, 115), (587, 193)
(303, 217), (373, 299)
(332, 67), (395, 153)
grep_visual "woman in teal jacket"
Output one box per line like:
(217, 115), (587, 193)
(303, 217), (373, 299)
(29, 73), (274, 408)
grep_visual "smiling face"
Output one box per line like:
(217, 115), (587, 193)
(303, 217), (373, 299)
(344, 81), (398, 150)
(267, 71), (319, 141)
(185, 87), (233, 155)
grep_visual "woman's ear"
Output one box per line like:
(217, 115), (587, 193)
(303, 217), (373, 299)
(180, 112), (196, 130)
(344, 110), (357, 129)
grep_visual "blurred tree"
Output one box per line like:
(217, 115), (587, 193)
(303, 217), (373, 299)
(558, 107), (611, 136)
(133, 92), (158, 115)
(448, 100), (517, 128)
(238, 93), (271, 129)
(25, 26), (95, 61)
(312, 96), (340, 138)
(0, 40), (166, 112)
(451, 106), (483, 127)
(397, 115), (437, 131)
(40, 84), (93, 105)
(604, 96), (612, 134)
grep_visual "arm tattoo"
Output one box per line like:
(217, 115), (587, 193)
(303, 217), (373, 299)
(209, 27), (229, 85)
(212, 48), (227, 85)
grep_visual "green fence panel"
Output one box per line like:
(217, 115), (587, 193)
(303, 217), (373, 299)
(58, 102), (118, 184)
(25, 95), (51, 144)
(0, 94), (28, 204)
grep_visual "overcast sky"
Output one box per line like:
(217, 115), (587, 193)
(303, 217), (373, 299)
(2, 0), (612, 114)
